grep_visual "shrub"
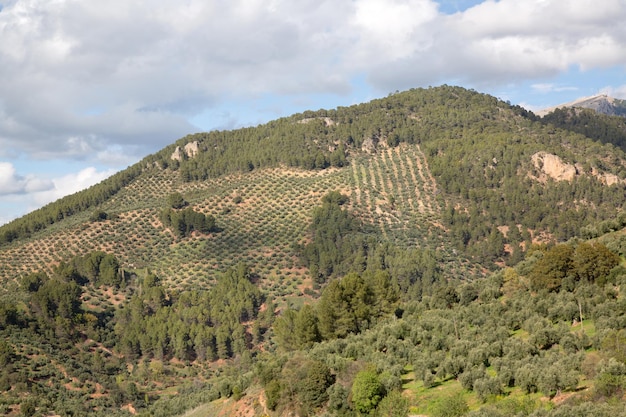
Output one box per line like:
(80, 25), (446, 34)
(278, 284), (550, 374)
(265, 380), (281, 411)
(351, 370), (385, 414)
(375, 390), (409, 417)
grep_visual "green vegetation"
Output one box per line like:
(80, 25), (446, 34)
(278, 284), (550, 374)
(541, 107), (626, 152)
(351, 369), (385, 414)
(1, 86), (626, 416)
(160, 206), (217, 238)
(114, 263), (264, 361)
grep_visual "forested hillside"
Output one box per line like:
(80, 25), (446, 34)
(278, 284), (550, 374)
(1, 86), (626, 416)
(540, 107), (626, 153)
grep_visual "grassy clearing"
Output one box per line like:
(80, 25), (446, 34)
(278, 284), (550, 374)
(404, 371), (552, 416)
(405, 376), (469, 415)
(574, 319), (596, 339)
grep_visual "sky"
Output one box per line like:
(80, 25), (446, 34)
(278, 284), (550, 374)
(1, 0), (626, 225)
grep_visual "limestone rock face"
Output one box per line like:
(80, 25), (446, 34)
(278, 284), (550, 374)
(171, 141), (200, 161)
(361, 136), (377, 153)
(171, 146), (183, 161)
(530, 151), (625, 186)
(601, 172), (621, 186)
(184, 141), (199, 158)
(531, 152), (577, 182)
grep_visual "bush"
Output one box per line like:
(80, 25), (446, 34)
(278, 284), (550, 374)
(473, 376), (503, 402)
(375, 390), (409, 417)
(351, 370), (385, 414)
(20, 398), (37, 417)
(265, 380), (281, 411)
(327, 383), (350, 412)
(594, 358), (626, 398)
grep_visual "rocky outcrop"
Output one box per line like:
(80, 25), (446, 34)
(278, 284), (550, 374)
(530, 151), (625, 185)
(361, 136), (378, 153)
(591, 168), (622, 186)
(298, 117), (336, 126)
(531, 152), (577, 182)
(171, 147), (184, 161)
(171, 141), (200, 161)
(184, 141), (199, 158)
(602, 173), (621, 186)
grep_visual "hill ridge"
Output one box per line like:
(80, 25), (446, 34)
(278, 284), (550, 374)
(537, 93), (626, 117)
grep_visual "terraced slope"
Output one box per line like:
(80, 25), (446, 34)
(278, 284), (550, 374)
(0, 143), (464, 301)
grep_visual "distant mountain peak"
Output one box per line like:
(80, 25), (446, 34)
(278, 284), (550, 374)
(537, 93), (626, 117)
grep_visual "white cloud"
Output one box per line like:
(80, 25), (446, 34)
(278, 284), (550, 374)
(31, 166), (116, 207)
(0, 164), (116, 224)
(531, 84), (579, 94)
(351, 0), (438, 60)
(0, 0), (625, 166)
(0, 162), (53, 195)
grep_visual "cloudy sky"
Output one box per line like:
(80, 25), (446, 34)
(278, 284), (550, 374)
(1, 0), (626, 224)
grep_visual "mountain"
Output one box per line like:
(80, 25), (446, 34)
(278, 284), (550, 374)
(1, 86), (626, 417)
(537, 94), (626, 117)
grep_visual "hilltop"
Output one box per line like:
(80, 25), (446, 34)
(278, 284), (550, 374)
(1, 86), (626, 416)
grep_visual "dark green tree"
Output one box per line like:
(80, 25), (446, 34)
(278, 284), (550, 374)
(298, 361), (335, 410)
(167, 192), (187, 209)
(572, 242), (620, 285)
(295, 304), (321, 349)
(274, 308), (299, 351)
(21, 271), (48, 293)
(528, 244), (574, 292)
